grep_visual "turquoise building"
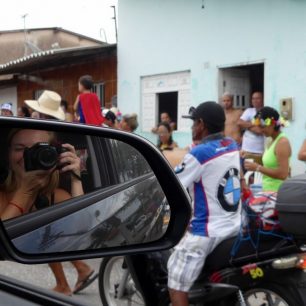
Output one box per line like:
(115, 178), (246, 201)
(117, 0), (306, 175)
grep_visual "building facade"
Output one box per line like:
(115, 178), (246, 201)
(0, 28), (117, 115)
(117, 0), (306, 175)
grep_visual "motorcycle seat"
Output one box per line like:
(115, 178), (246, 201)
(204, 233), (298, 272)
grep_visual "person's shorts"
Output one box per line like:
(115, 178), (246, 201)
(167, 232), (224, 292)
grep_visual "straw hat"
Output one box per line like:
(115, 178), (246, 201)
(25, 90), (65, 121)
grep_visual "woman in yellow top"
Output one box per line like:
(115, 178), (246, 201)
(157, 121), (178, 151)
(244, 106), (291, 192)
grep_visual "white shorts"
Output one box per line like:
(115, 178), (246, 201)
(167, 232), (224, 292)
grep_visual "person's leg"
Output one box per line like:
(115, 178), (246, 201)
(49, 263), (72, 295)
(169, 289), (189, 306)
(71, 260), (93, 277)
(71, 260), (96, 293)
(168, 233), (224, 306)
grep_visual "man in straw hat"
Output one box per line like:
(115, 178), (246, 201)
(25, 90), (65, 121)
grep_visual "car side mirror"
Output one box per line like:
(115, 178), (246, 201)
(0, 117), (191, 264)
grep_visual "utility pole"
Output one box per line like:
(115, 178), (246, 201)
(21, 14), (28, 39)
(111, 5), (118, 42)
(21, 13), (28, 56)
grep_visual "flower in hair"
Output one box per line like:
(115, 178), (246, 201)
(264, 118), (272, 126)
(279, 117), (290, 127)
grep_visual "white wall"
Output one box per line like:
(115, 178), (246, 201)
(118, 0), (306, 174)
(0, 86), (17, 115)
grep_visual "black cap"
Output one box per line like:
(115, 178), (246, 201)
(182, 101), (225, 129)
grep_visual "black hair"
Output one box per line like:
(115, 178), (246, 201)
(20, 106), (30, 117)
(79, 75), (93, 90)
(105, 110), (117, 124)
(60, 100), (68, 110)
(193, 101), (225, 134)
(255, 106), (280, 131)
(157, 121), (174, 149)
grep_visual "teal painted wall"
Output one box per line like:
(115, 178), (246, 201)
(118, 0), (306, 174)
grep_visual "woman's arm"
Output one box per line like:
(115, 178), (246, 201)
(59, 144), (84, 198)
(298, 140), (306, 161)
(1, 192), (36, 220)
(1, 168), (55, 220)
(245, 138), (291, 180)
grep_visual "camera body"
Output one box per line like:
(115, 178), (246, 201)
(24, 142), (68, 172)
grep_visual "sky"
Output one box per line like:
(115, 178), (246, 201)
(0, 0), (118, 43)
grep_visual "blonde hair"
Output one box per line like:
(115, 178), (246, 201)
(123, 113), (138, 132)
(3, 129), (59, 196)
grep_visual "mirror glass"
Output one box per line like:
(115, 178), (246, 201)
(0, 128), (170, 254)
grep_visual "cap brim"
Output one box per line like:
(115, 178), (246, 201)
(25, 100), (65, 121)
(181, 115), (195, 119)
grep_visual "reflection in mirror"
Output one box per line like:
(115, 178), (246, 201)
(0, 128), (170, 254)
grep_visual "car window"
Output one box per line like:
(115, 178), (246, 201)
(108, 139), (152, 183)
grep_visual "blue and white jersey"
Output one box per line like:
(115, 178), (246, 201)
(175, 134), (241, 238)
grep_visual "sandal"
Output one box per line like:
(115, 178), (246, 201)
(73, 270), (98, 294)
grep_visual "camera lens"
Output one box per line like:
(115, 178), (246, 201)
(37, 147), (58, 169)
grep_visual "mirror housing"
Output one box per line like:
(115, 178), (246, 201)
(0, 117), (191, 264)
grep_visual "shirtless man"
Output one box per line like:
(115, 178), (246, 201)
(222, 93), (243, 144)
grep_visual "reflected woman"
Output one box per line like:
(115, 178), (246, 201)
(0, 129), (96, 295)
(0, 129), (81, 219)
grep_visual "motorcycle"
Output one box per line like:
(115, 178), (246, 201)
(98, 238), (306, 305)
(98, 175), (306, 306)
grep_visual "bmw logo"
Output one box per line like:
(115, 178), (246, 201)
(217, 168), (240, 212)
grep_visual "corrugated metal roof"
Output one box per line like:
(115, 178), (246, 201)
(0, 44), (116, 75)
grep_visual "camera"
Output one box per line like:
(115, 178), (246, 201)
(24, 142), (68, 172)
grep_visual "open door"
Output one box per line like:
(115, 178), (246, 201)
(219, 68), (251, 109)
(219, 63), (264, 109)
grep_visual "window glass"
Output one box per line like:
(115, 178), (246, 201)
(109, 139), (152, 183)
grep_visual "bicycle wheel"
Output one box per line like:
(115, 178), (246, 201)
(98, 256), (145, 306)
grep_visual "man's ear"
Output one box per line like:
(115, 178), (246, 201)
(199, 119), (206, 131)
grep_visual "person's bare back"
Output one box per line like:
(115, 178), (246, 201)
(224, 108), (243, 144)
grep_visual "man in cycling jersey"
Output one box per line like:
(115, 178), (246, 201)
(168, 101), (242, 306)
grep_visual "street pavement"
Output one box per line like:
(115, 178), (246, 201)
(0, 258), (102, 306)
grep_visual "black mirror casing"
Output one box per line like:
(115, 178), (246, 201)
(0, 117), (191, 264)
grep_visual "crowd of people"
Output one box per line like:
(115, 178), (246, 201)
(0, 75), (139, 134)
(1, 74), (305, 305)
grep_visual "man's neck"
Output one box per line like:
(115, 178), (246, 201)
(224, 107), (234, 113)
(201, 132), (224, 143)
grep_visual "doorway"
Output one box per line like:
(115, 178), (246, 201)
(157, 91), (178, 129)
(219, 63), (264, 109)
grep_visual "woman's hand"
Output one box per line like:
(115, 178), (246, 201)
(244, 161), (259, 172)
(59, 144), (81, 178)
(14, 163), (53, 197)
(8, 167), (54, 217)
(59, 144), (84, 197)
